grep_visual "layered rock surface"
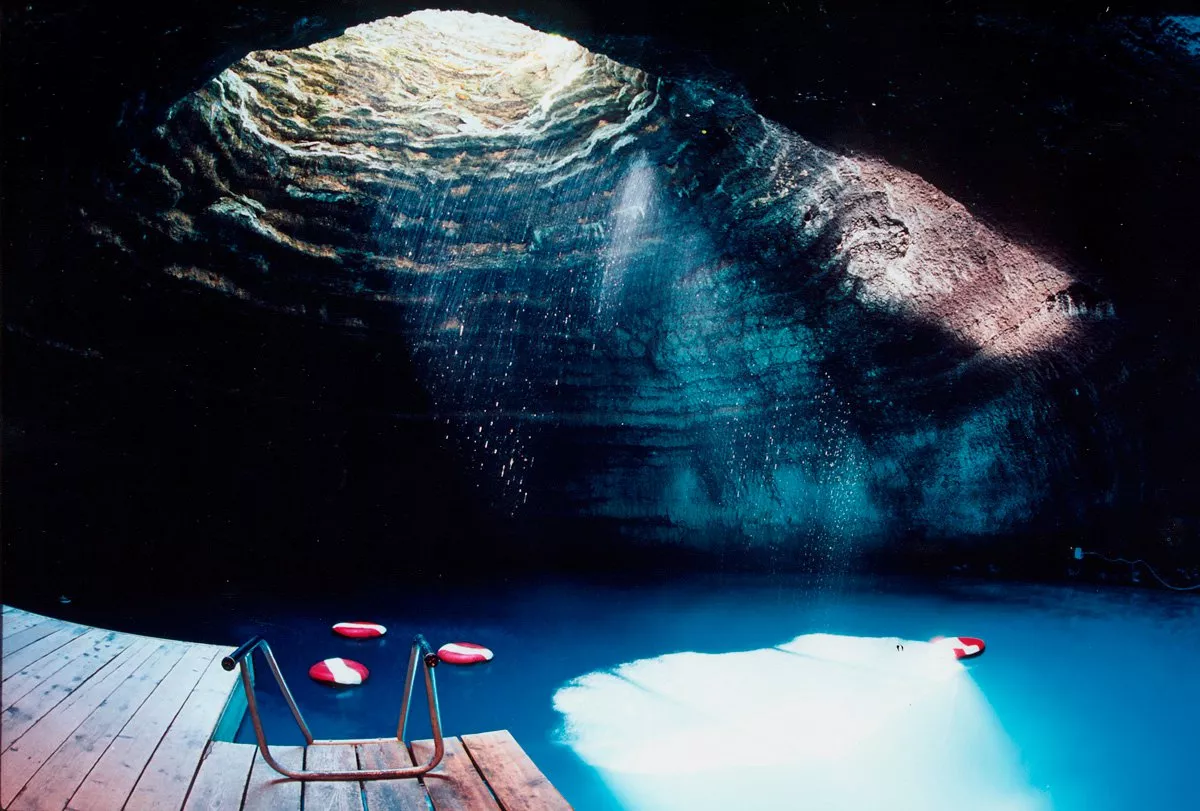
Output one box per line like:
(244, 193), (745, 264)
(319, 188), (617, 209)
(90, 10), (1115, 557)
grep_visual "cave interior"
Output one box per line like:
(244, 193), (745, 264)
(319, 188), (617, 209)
(2, 1), (1199, 603)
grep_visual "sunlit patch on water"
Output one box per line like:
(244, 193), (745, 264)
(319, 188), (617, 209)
(554, 633), (1047, 811)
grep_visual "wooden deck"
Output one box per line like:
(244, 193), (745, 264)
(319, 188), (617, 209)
(1, 605), (572, 810)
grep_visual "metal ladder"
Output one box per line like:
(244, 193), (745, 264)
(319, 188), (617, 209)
(221, 633), (445, 781)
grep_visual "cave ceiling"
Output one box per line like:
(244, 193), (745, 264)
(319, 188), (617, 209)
(2, 1), (1197, 579)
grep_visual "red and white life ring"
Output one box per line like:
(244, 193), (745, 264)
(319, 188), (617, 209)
(932, 636), (986, 660)
(309, 658), (369, 686)
(438, 642), (494, 665)
(332, 621), (387, 639)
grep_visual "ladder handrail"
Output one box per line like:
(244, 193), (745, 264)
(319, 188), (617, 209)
(222, 634), (445, 781)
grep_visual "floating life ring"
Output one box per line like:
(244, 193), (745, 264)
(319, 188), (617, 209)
(332, 621), (387, 639)
(932, 636), (986, 660)
(438, 642), (494, 665)
(309, 657), (369, 686)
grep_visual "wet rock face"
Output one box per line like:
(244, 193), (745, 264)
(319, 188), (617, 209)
(93, 10), (1113, 558)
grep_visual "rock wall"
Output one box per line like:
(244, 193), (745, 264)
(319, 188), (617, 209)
(82, 11), (1114, 564)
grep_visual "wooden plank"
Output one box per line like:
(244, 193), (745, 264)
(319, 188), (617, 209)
(2, 610), (47, 638)
(304, 744), (363, 811)
(124, 652), (241, 811)
(411, 737), (500, 811)
(461, 731), (572, 811)
(181, 740), (255, 810)
(2, 623), (91, 680)
(122, 650), (238, 808)
(9, 642), (187, 811)
(357, 740), (429, 811)
(3, 619), (68, 656)
(1, 628), (111, 710)
(1, 630), (136, 735)
(241, 745), (303, 811)
(67, 645), (218, 811)
(0, 638), (156, 807)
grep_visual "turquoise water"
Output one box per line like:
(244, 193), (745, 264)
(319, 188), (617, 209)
(209, 575), (1200, 810)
